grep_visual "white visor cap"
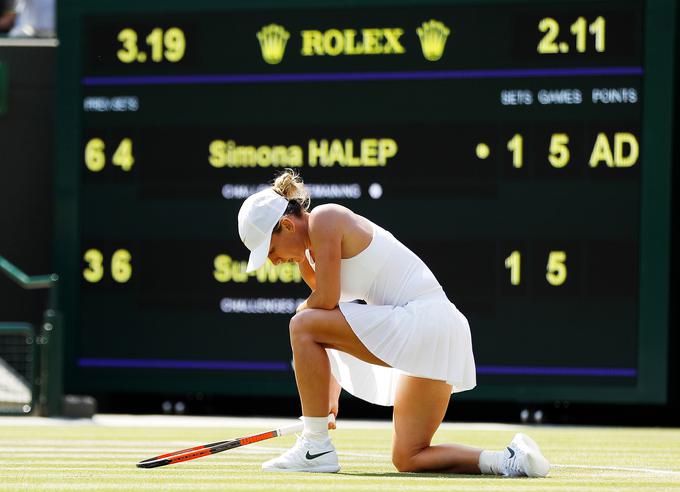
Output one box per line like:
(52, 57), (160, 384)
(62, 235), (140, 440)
(237, 188), (289, 273)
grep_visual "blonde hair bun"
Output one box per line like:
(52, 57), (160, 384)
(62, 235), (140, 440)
(272, 169), (311, 211)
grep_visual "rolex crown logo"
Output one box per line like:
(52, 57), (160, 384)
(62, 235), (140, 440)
(257, 24), (290, 65)
(416, 19), (450, 61)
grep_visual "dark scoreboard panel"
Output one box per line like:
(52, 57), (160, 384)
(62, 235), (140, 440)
(56, 0), (675, 403)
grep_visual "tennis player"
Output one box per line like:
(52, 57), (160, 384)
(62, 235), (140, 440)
(237, 170), (550, 477)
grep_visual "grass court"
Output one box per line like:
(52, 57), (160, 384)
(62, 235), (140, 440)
(1, 415), (679, 491)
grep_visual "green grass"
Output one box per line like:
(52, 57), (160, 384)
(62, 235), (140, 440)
(1, 419), (679, 491)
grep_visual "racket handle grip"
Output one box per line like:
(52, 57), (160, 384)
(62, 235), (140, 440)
(277, 413), (336, 437)
(277, 420), (304, 437)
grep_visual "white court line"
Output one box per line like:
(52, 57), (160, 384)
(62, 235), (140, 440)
(552, 464), (680, 476)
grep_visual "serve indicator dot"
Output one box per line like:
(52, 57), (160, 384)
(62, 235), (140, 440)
(559, 42), (569, 53)
(368, 183), (383, 199)
(476, 143), (490, 159)
(137, 52), (147, 62)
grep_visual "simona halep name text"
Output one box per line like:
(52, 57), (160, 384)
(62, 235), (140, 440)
(209, 138), (398, 168)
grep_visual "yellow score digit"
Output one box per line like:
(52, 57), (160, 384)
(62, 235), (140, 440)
(146, 28), (164, 62)
(546, 251), (567, 286)
(589, 17), (606, 52)
(112, 138), (135, 171)
(85, 138), (106, 172)
(117, 28), (139, 63)
(111, 249), (132, 283)
(83, 249), (105, 283)
(570, 17), (587, 53)
(548, 133), (570, 168)
(164, 28), (186, 62)
(537, 17), (560, 54)
(504, 250), (521, 286)
(507, 134), (524, 168)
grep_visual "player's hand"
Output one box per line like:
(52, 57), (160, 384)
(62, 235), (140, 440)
(295, 300), (308, 313)
(328, 402), (338, 430)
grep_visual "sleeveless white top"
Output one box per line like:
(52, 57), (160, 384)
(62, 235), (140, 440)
(305, 221), (476, 406)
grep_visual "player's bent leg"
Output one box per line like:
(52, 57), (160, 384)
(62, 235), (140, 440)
(288, 310), (332, 417)
(290, 308), (390, 367)
(391, 375), (550, 476)
(392, 374), (484, 473)
(263, 307), (386, 474)
(288, 307), (388, 416)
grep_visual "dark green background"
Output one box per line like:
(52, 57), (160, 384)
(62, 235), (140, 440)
(56, 0), (675, 403)
(0, 61), (7, 115)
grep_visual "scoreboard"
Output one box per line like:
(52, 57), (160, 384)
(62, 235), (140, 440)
(56, 0), (675, 404)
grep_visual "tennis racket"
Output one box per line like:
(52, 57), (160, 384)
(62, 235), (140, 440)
(136, 420), (304, 468)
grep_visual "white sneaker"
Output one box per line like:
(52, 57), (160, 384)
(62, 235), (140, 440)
(501, 433), (550, 477)
(262, 434), (340, 473)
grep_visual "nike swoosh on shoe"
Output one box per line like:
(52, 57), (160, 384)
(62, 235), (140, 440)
(305, 450), (334, 460)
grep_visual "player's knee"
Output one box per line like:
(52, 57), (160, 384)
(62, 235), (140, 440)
(391, 449), (420, 472)
(289, 311), (313, 346)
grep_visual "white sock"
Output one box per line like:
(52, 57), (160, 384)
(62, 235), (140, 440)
(302, 416), (329, 442)
(478, 450), (505, 475)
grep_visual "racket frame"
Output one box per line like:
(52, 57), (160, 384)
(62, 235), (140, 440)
(136, 420), (304, 469)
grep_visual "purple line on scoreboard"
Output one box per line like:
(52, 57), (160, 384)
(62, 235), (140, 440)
(77, 358), (636, 377)
(81, 66), (644, 86)
(77, 358), (290, 371)
(477, 366), (637, 377)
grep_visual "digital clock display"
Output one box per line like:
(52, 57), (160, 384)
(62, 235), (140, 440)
(55, 0), (674, 403)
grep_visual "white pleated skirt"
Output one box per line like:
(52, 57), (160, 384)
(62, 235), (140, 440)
(327, 290), (477, 406)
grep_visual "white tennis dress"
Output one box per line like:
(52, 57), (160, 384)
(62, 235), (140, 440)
(304, 221), (476, 406)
